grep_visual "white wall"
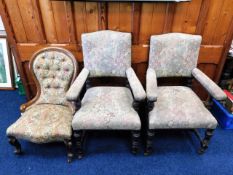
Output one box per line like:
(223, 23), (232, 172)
(0, 16), (5, 31)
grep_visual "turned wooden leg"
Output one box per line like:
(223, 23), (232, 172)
(198, 129), (215, 155)
(74, 130), (84, 159)
(131, 130), (140, 154)
(8, 136), (22, 154)
(144, 129), (154, 156)
(64, 139), (73, 163)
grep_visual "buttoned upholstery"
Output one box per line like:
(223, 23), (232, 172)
(7, 48), (77, 143)
(33, 51), (75, 106)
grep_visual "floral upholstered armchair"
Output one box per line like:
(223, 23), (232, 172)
(145, 33), (227, 155)
(66, 30), (146, 158)
(6, 47), (78, 163)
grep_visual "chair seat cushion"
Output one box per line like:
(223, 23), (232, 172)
(72, 86), (141, 130)
(6, 104), (73, 143)
(149, 86), (217, 129)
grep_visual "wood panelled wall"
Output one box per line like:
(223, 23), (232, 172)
(0, 0), (233, 99)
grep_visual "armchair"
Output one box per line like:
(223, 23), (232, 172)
(66, 30), (146, 158)
(145, 33), (226, 155)
(6, 47), (78, 163)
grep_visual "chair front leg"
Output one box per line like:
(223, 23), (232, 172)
(74, 130), (85, 159)
(144, 129), (154, 156)
(198, 129), (215, 154)
(131, 130), (140, 154)
(64, 139), (73, 163)
(8, 136), (22, 154)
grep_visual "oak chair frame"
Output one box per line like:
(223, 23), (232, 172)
(144, 76), (221, 155)
(71, 77), (142, 159)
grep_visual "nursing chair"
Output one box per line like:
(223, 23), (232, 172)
(66, 30), (146, 158)
(145, 33), (227, 155)
(6, 47), (78, 163)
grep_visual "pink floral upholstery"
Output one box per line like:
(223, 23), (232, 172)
(72, 87), (141, 130)
(7, 104), (73, 143)
(82, 30), (131, 77)
(147, 33), (221, 131)
(149, 86), (218, 129)
(33, 50), (76, 106)
(70, 31), (145, 132)
(6, 48), (77, 143)
(192, 68), (227, 101)
(149, 33), (202, 78)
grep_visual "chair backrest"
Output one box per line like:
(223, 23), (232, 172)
(82, 30), (131, 77)
(30, 47), (78, 106)
(149, 33), (202, 78)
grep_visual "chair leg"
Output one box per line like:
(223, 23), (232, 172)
(198, 129), (215, 155)
(74, 130), (84, 159)
(144, 129), (154, 156)
(131, 130), (140, 154)
(64, 139), (73, 163)
(8, 136), (22, 155)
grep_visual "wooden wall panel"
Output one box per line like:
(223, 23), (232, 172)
(108, 2), (132, 32)
(211, 0), (233, 45)
(0, 0), (232, 100)
(201, 0), (225, 44)
(85, 2), (99, 32)
(4, 0), (27, 42)
(172, 0), (202, 33)
(39, 0), (58, 43)
(17, 0), (45, 43)
(139, 3), (167, 44)
(73, 2), (87, 44)
(51, 1), (73, 43)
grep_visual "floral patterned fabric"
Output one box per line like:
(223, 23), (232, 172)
(72, 87), (141, 130)
(6, 104), (73, 143)
(192, 68), (227, 101)
(33, 51), (75, 106)
(146, 68), (158, 101)
(66, 68), (89, 101)
(126, 68), (146, 101)
(82, 30), (131, 77)
(149, 33), (202, 78)
(149, 86), (218, 129)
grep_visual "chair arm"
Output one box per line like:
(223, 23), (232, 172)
(192, 68), (227, 101)
(146, 68), (158, 102)
(20, 99), (37, 113)
(20, 89), (41, 113)
(66, 68), (89, 101)
(126, 67), (146, 101)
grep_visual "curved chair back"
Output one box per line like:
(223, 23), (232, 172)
(30, 47), (78, 106)
(82, 30), (131, 77)
(149, 33), (202, 78)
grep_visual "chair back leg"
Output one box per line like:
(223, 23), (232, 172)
(198, 129), (215, 154)
(74, 130), (85, 159)
(144, 129), (154, 156)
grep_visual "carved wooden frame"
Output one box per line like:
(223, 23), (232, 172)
(20, 47), (78, 112)
(8, 47), (78, 163)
